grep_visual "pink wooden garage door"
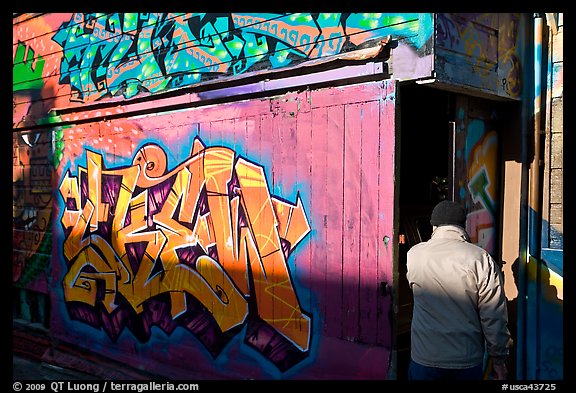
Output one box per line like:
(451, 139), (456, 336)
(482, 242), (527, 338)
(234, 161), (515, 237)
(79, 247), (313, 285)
(54, 80), (397, 379)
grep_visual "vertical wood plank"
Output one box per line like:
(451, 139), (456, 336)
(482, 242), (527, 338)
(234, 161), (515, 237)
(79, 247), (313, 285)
(210, 119), (224, 148)
(177, 124), (197, 163)
(324, 104), (345, 339)
(376, 80), (396, 347)
(310, 105), (329, 334)
(233, 118), (245, 158)
(241, 113), (264, 304)
(259, 113), (274, 187)
(221, 118), (236, 151)
(256, 112), (276, 313)
(272, 107), (298, 211)
(198, 121), (210, 146)
(244, 113), (261, 167)
(342, 103), (362, 339)
(243, 116), (256, 160)
(358, 100), (381, 344)
(294, 99), (312, 312)
(270, 101), (298, 315)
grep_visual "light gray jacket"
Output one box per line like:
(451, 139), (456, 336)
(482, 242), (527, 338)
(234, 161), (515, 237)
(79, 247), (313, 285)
(406, 224), (512, 369)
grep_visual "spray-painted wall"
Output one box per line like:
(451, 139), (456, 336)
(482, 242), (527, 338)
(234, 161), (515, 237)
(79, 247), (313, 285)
(12, 12), (421, 379)
(13, 13), (523, 128)
(13, 12), (533, 379)
(51, 82), (397, 379)
(11, 12), (415, 379)
(435, 13), (522, 99)
(13, 12), (433, 124)
(453, 96), (500, 257)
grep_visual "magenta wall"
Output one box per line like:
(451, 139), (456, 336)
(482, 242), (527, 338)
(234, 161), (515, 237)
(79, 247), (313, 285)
(52, 81), (397, 379)
(13, 12), (401, 380)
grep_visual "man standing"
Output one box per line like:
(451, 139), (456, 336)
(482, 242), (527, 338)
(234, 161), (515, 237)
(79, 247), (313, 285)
(406, 200), (513, 380)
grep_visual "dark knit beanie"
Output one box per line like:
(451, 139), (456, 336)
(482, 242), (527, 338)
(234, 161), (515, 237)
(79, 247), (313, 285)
(430, 200), (466, 227)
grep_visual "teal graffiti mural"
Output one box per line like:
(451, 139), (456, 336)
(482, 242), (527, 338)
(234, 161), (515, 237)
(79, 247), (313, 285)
(51, 13), (431, 102)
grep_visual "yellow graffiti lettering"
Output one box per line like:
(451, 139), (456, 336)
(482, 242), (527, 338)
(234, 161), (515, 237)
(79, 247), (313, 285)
(235, 157), (311, 351)
(63, 246), (117, 312)
(60, 137), (310, 348)
(86, 151), (109, 230)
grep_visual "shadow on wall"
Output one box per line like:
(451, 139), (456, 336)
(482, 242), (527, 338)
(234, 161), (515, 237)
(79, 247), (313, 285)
(51, 266), (394, 380)
(506, 256), (563, 380)
(13, 87), (58, 304)
(51, 140), (393, 380)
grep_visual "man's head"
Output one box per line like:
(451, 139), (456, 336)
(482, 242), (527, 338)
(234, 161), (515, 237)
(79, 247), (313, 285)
(430, 200), (466, 228)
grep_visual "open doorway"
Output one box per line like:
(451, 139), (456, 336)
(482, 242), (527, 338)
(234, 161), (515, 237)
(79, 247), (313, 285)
(395, 83), (516, 380)
(395, 83), (452, 379)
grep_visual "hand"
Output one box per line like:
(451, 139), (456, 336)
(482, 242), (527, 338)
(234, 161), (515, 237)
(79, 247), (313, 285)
(492, 362), (508, 380)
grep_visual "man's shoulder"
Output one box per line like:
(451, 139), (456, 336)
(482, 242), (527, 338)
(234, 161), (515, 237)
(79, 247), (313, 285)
(407, 240), (429, 255)
(459, 241), (497, 265)
(462, 240), (492, 255)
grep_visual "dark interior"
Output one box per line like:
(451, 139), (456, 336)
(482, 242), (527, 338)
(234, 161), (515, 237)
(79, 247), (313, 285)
(396, 83), (452, 379)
